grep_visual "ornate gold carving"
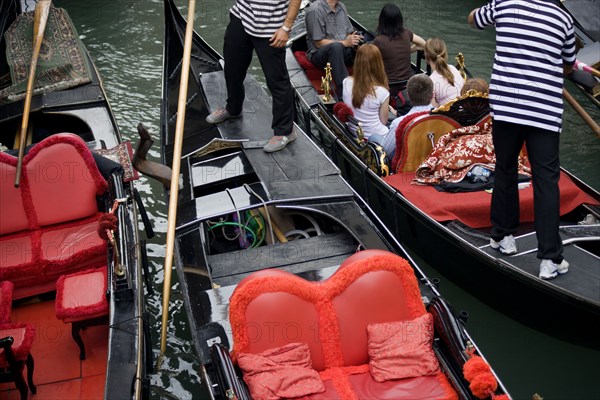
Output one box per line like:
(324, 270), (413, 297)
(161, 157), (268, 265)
(356, 122), (364, 144)
(191, 138), (245, 158)
(320, 62), (334, 103)
(432, 90), (488, 113)
(319, 107), (389, 176)
(455, 52), (467, 81)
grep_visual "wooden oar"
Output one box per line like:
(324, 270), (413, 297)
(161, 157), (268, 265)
(14, 0), (52, 187)
(575, 59), (600, 79)
(563, 88), (600, 137)
(158, 0), (197, 367)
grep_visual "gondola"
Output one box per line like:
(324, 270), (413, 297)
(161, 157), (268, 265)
(153, 0), (509, 398)
(560, 0), (600, 108)
(0, 1), (149, 399)
(286, 2), (600, 348)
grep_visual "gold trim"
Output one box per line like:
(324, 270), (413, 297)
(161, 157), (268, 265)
(431, 90), (488, 113)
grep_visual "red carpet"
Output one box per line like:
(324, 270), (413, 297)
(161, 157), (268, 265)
(383, 172), (599, 228)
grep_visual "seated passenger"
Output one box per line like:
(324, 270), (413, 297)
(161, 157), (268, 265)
(380, 74), (434, 160)
(372, 3), (426, 99)
(305, 0), (363, 99)
(342, 44), (393, 142)
(461, 77), (489, 95)
(425, 37), (465, 107)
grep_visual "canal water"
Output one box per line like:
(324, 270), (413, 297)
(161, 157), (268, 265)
(57, 0), (599, 398)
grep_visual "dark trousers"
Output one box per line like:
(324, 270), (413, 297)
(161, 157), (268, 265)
(490, 120), (563, 262)
(309, 42), (354, 99)
(223, 14), (294, 136)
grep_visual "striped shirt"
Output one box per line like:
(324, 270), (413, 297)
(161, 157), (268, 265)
(473, 0), (576, 132)
(231, 0), (289, 38)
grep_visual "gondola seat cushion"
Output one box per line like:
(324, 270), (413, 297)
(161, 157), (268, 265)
(230, 250), (458, 400)
(237, 342), (325, 400)
(0, 133), (108, 299)
(367, 313), (439, 382)
(294, 51), (352, 93)
(55, 267), (108, 323)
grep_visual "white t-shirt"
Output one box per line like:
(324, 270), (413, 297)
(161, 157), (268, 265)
(342, 78), (390, 138)
(430, 65), (464, 106)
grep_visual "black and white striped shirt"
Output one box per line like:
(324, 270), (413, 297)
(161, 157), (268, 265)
(473, 0), (576, 132)
(231, 0), (289, 38)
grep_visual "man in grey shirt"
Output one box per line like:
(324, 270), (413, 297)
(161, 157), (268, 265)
(305, 0), (363, 99)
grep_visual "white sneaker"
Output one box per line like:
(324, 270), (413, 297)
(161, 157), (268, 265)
(539, 259), (569, 280)
(490, 235), (517, 255)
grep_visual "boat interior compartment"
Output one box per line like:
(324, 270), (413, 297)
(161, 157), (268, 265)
(191, 151), (259, 198)
(0, 112), (95, 150)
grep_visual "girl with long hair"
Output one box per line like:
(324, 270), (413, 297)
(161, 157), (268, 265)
(373, 3), (426, 98)
(342, 44), (393, 140)
(425, 37), (465, 106)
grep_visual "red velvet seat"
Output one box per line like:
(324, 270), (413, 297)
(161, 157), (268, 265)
(55, 267), (109, 360)
(229, 250), (458, 399)
(0, 133), (108, 299)
(0, 281), (14, 323)
(294, 51), (353, 94)
(0, 322), (36, 400)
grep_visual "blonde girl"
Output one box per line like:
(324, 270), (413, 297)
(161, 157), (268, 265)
(425, 37), (465, 106)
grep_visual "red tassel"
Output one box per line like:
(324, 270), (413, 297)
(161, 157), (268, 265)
(492, 394), (511, 400)
(97, 213), (118, 240)
(333, 102), (354, 123)
(463, 356), (491, 382)
(470, 372), (498, 399)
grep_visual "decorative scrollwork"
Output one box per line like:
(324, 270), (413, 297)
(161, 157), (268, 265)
(318, 107), (389, 176)
(320, 63), (333, 103)
(431, 91), (491, 127)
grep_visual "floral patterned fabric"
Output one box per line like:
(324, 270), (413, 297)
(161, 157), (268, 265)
(413, 121), (530, 185)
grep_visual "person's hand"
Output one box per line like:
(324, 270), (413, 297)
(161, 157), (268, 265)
(270, 28), (289, 48)
(344, 32), (363, 47)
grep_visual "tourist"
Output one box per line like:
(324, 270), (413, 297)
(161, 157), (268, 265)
(424, 37), (464, 107)
(469, 0), (576, 279)
(341, 44), (392, 144)
(305, 0), (363, 99)
(381, 74), (434, 160)
(461, 77), (489, 96)
(205, 0), (301, 153)
(372, 3), (426, 101)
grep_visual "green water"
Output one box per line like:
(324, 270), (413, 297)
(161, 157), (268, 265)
(56, 0), (600, 398)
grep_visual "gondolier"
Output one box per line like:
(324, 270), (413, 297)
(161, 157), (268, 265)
(468, 0), (577, 280)
(205, 0), (301, 153)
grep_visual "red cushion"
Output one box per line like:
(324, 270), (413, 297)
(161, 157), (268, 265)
(55, 266), (108, 323)
(238, 342), (325, 400)
(24, 133), (107, 227)
(0, 322), (35, 367)
(0, 281), (14, 323)
(294, 51), (319, 71)
(0, 154), (29, 235)
(40, 214), (106, 270)
(302, 371), (457, 400)
(230, 251), (426, 371)
(367, 313), (440, 382)
(0, 232), (34, 279)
